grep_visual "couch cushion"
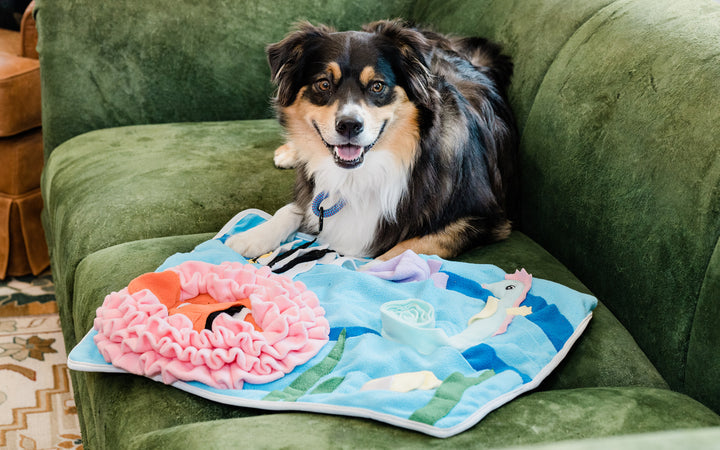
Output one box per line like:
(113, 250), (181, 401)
(0, 52), (41, 136)
(0, 29), (20, 55)
(494, 427), (720, 450)
(72, 232), (667, 392)
(67, 227), (680, 447)
(41, 119), (295, 348)
(43, 120), (293, 261)
(68, 320), (718, 449)
(456, 237), (668, 392)
(126, 401), (720, 450)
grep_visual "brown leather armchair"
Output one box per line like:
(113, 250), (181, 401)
(0, 0), (48, 279)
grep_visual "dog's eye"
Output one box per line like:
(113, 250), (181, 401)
(370, 81), (386, 94)
(315, 79), (332, 92)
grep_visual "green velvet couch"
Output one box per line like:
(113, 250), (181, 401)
(36, 0), (720, 448)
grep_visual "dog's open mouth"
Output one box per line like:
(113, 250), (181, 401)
(333, 144), (365, 168)
(313, 121), (386, 169)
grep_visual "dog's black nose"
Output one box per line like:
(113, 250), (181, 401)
(335, 116), (364, 139)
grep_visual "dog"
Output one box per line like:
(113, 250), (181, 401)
(226, 19), (518, 261)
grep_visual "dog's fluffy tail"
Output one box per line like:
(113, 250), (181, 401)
(451, 37), (514, 93)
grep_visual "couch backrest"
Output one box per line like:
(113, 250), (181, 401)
(34, 0), (417, 158)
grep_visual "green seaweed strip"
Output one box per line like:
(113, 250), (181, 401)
(310, 376), (346, 395)
(263, 329), (347, 402)
(409, 370), (495, 425)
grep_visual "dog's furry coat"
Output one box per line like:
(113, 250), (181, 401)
(227, 20), (517, 260)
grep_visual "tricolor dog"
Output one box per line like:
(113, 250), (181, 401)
(227, 20), (518, 260)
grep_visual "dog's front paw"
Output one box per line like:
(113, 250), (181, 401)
(225, 203), (302, 259)
(273, 143), (297, 169)
(226, 228), (280, 259)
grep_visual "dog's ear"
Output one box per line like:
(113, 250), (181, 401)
(266, 22), (334, 107)
(364, 20), (435, 109)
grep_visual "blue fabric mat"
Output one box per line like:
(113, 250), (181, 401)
(69, 210), (596, 437)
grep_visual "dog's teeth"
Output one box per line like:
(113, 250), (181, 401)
(335, 145), (364, 161)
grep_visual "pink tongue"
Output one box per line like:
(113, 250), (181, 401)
(335, 145), (363, 161)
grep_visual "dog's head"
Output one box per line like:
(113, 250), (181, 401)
(267, 20), (433, 169)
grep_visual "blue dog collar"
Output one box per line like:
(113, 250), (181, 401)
(311, 191), (346, 218)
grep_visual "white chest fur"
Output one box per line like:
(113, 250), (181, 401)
(304, 149), (409, 257)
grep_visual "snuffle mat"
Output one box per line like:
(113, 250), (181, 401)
(69, 209), (597, 438)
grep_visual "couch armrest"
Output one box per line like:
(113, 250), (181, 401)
(0, 52), (41, 136)
(515, 0), (720, 411)
(20, 1), (38, 59)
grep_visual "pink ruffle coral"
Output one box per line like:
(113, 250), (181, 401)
(93, 260), (330, 389)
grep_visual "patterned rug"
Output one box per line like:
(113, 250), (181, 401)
(0, 272), (56, 318)
(0, 272), (82, 449)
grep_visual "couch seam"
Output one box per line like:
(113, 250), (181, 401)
(684, 233), (720, 392)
